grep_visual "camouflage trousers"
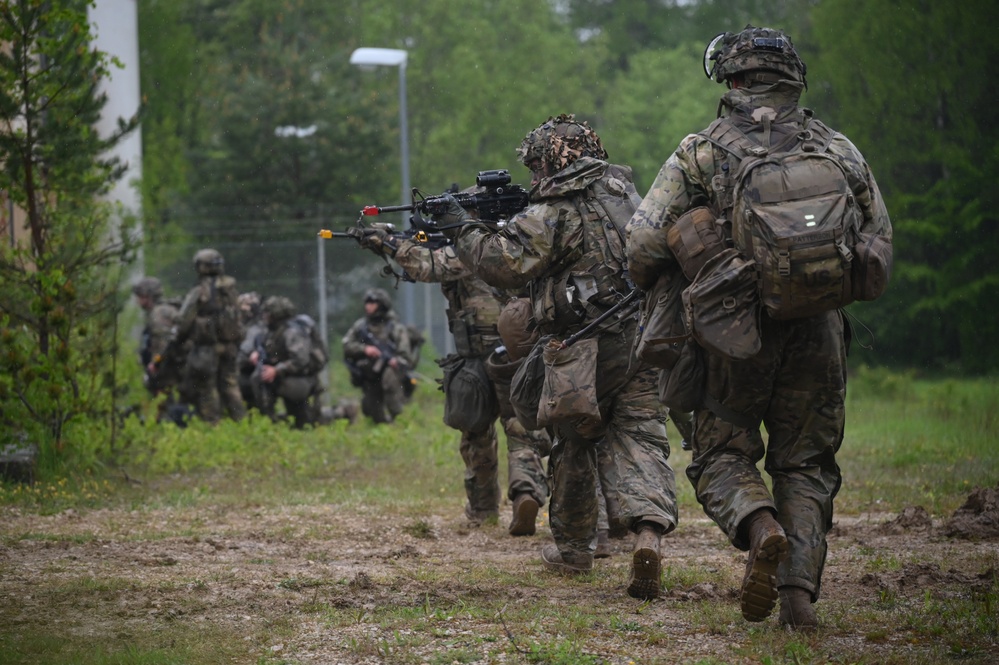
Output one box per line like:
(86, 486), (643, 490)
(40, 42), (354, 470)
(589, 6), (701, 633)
(549, 360), (678, 560)
(686, 310), (846, 601)
(459, 415), (550, 519)
(360, 366), (407, 424)
(187, 343), (246, 424)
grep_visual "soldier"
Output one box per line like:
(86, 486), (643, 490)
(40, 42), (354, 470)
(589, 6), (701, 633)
(236, 291), (266, 411)
(173, 248), (246, 424)
(341, 288), (415, 424)
(132, 277), (192, 425)
(358, 227), (553, 534)
(252, 296), (325, 429)
(434, 114), (679, 599)
(626, 26), (892, 630)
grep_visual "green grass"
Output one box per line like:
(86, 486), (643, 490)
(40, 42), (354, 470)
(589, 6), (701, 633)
(2, 367), (998, 664)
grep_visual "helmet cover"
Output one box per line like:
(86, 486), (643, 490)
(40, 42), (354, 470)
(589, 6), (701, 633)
(517, 113), (608, 172)
(704, 25), (806, 86)
(193, 248), (225, 276)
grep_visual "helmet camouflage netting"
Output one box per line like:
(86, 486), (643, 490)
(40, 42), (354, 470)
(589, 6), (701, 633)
(517, 113), (608, 172)
(704, 25), (807, 87)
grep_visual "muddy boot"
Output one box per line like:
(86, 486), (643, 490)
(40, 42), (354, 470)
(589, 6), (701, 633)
(740, 509), (788, 622)
(779, 586), (818, 632)
(594, 529), (612, 559)
(627, 524), (663, 600)
(540, 544), (593, 575)
(465, 504), (498, 527)
(509, 494), (539, 536)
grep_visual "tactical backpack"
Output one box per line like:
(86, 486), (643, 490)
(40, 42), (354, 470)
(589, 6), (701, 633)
(290, 314), (329, 375)
(204, 276), (243, 343)
(695, 109), (891, 320)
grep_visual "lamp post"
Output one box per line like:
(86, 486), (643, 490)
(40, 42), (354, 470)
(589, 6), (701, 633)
(350, 47), (416, 326)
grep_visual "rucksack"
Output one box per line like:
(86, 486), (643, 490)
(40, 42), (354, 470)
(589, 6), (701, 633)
(205, 276), (243, 343)
(699, 110), (890, 319)
(290, 314), (329, 375)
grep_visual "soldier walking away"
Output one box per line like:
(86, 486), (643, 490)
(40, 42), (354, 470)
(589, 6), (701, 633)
(341, 288), (416, 424)
(358, 224), (552, 532)
(131, 277), (193, 426)
(626, 26), (892, 630)
(435, 115), (679, 598)
(172, 249), (247, 424)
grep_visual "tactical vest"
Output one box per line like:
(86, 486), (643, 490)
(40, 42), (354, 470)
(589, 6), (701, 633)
(531, 167), (637, 335)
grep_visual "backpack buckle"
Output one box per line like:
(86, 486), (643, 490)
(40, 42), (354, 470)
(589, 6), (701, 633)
(747, 145), (768, 157)
(777, 249), (791, 276)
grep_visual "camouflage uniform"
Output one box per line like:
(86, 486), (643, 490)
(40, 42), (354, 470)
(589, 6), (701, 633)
(236, 292), (267, 410)
(133, 277), (193, 423)
(174, 249), (247, 424)
(626, 28), (892, 620)
(341, 289), (415, 424)
(389, 238), (551, 523)
(444, 117), (678, 569)
(255, 296), (321, 429)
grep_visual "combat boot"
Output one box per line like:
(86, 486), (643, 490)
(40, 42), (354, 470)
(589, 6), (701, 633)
(778, 586), (818, 631)
(740, 509), (788, 622)
(540, 544), (593, 575)
(509, 494), (539, 536)
(594, 529), (612, 559)
(627, 524), (663, 599)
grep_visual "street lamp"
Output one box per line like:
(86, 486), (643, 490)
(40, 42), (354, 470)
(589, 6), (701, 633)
(350, 48), (417, 326)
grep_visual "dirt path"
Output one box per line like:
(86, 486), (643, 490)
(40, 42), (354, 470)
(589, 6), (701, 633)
(2, 490), (998, 663)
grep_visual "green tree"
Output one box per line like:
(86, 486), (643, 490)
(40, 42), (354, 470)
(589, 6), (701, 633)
(0, 0), (140, 451)
(810, 0), (999, 372)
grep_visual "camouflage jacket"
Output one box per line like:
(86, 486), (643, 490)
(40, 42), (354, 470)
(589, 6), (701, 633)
(626, 81), (893, 291)
(237, 319), (267, 375)
(263, 318), (314, 378)
(140, 299), (179, 366)
(341, 311), (415, 367)
(453, 156), (638, 337)
(175, 275), (241, 346)
(394, 239), (507, 356)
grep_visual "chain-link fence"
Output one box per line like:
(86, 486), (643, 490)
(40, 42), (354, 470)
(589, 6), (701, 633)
(141, 205), (453, 358)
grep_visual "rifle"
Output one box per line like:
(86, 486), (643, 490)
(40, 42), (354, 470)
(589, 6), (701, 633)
(358, 324), (407, 376)
(317, 221), (450, 250)
(250, 331), (276, 415)
(359, 169), (529, 229)
(558, 289), (642, 350)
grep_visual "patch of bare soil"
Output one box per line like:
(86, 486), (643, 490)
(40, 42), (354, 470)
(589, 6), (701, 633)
(2, 488), (998, 664)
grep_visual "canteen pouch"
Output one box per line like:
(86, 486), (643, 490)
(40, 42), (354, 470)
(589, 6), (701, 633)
(666, 206), (728, 281)
(484, 349), (521, 420)
(536, 337), (601, 431)
(683, 248), (762, 361)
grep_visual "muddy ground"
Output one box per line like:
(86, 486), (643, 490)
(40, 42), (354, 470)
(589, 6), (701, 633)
(1, 486), (998, 664)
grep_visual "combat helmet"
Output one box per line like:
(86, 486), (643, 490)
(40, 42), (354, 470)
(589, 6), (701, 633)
(132, 276), (163, 300)
(261, 295), (295, 326)
(193, 248), (225, 276)
(704, 25), (807, 88)
(238, 291), (262, 322)
(363, 287), (393, 311)
(516, 114), (608, 173)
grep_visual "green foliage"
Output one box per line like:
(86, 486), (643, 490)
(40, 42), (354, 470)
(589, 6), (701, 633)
(0, 0), (139, 456)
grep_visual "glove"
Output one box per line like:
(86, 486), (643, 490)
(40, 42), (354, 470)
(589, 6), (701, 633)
(430, 193), (469, 227)
(358, 228), (391, 255)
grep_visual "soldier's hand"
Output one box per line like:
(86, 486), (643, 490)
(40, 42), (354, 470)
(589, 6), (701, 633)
(359, 228), (391, 254)
(364, 345), (382, 359)
(261, 365), (277, 383)
(430, 193), (469, 232)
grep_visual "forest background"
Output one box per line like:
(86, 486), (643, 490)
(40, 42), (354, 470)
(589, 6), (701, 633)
(137, 0), (999, 375)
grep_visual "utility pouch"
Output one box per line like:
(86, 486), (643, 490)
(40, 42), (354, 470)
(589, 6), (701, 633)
(510, 336), (552, 431)
(438, 354), (498, 433)
(484, 349), (521, 420)
(666, 206), (728, 281)
(277, 376), (313, 401)
(683, 248), (762, 361)
(186, 345), (218, 378)
(851, 232), (893, 301)
(536, 337), (600, 431)
(635, 271), (690, 370)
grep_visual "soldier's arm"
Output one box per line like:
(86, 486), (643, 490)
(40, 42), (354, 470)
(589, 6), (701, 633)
(830, 134), (892, 240)
(393, 240), (471, 284)
(341, 319), (368, 359)
(453, 202), (570, 291)
(276, 327), (311, 376)
(626, 136), (714, 290)
(173, 287), (201, 341)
